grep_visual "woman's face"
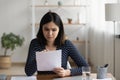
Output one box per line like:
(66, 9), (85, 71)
(42, 21), (59, 43)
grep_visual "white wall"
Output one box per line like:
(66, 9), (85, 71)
(0, 0), (31, 62)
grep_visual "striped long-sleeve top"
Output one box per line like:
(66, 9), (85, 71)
(25, 38), (89, 76)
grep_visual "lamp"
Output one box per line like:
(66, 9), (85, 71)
(105, 3), (120, 76)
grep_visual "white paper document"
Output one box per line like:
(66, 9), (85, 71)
(53, 76), (82, 80)
(92, 78), (112, 80)
(36, 50), (61, 71)
(11, 76), (36, 80)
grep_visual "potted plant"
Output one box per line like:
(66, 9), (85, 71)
(0, 32), (24, 68)
(67, 18), (72, 24)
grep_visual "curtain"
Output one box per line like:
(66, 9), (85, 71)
(88, 0), (117, 74)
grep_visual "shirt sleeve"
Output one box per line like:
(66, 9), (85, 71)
(25, 39), (39, 76)
(65, 40), (89, 76)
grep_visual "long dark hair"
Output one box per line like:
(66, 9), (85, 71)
(37, 11), (66, 47)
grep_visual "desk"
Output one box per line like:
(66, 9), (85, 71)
(7, 73), (116, 80)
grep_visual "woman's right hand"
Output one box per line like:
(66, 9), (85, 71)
(53, 67), (71, 77)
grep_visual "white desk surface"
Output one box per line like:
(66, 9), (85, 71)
(53, 73), (115, 80)
(8, 73), (116, 80)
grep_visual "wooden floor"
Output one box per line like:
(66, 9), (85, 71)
(0, 63), (26, 75)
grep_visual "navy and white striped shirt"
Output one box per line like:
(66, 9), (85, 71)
(25, 38), (88, 76)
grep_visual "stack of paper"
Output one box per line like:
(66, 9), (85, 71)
(11, 76), (36, 80)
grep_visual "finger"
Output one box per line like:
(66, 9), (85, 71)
(54, 67), (64, 71)
(57, 72), (65, 77)
(53, 69), (63, 74)
(55, 69), (65, 75)
(54, 69), (62, 73)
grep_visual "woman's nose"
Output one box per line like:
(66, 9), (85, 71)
(48, 31), (52, 35)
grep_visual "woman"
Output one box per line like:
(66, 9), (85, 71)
(25, 11), (89, 77)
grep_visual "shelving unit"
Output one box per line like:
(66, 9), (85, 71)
(33, 5), (87, 7)
(33, 23), (86, 27)
(31, 0), (89, 61)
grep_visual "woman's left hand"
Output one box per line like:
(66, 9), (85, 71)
(53, 67), (71, 77)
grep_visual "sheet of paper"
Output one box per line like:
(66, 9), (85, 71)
(36, 50), (61, 71)
(92, 78), (112, 80)
(53, 76), (82, 80)
(11, 76), (36, 80)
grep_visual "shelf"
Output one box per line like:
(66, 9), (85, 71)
(34, 23), (86, 27)
(72, 40), (89, 43)
(64, 23), (86, 25)
(72, 40), (86, 43)
(32, 5), (87, 7)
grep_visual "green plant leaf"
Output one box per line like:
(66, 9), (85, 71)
(1, 32), (25, 56)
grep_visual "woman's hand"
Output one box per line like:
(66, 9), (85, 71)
(53, 67), (71, 77)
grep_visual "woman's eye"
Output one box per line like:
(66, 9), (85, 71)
(44, 28), (49, 31)
(52, 29), (57, 31)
